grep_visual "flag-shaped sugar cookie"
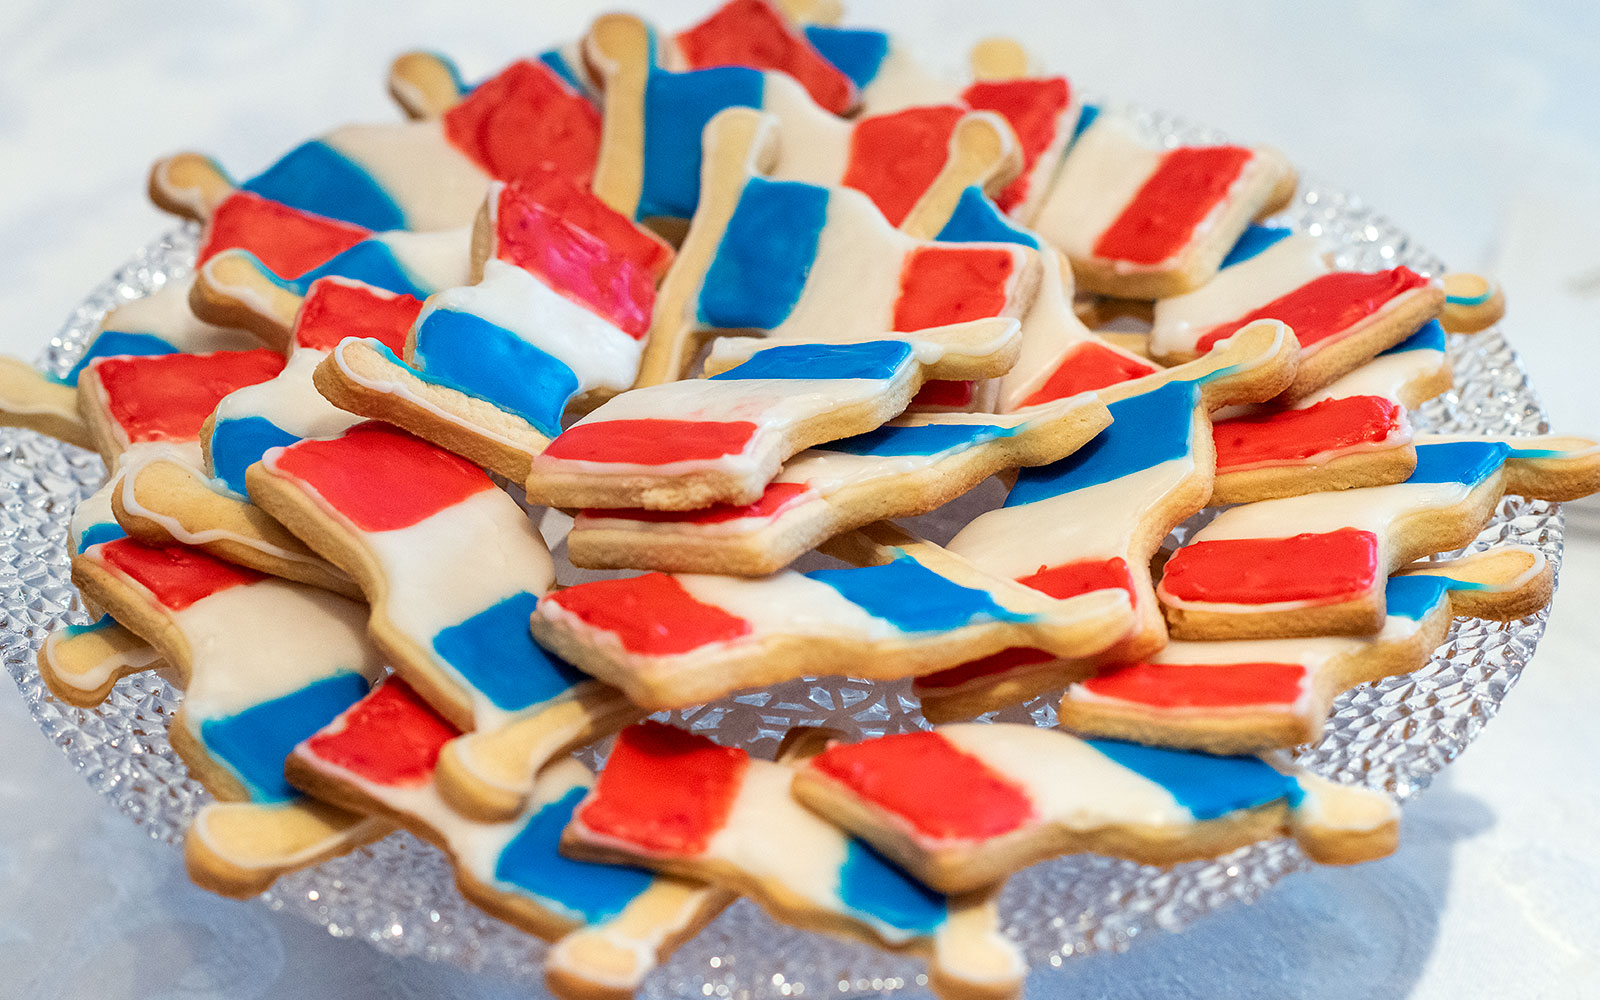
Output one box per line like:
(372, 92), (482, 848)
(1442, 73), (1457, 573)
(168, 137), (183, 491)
(70, 536), (388, 896)
(1158, 436), (1600, 640)
(1147, 225), (1459, 402)
(633, 107), (1040, 388)
(286, 678), (731, 1000)
(316, 173), (675, 482)
(927, 185), (1163, 414)
(1031, 112), (1294, 299)
(792, 724), (1399, 895)
(562, 722), (1026, 1000)
(530, 521), (1134, 711)
(248, 422), (638, 821)
(1059, 546), (1552, 753)
(668, 0), (860, 113)
(918, 321), (1298, 716)
(526, 326), (1025, 512)
(150, 58), (600, 232)
(566, 393), (1110, 576)
(113, 278), (422, 594)
(387, 38), (597, 118)
(76, 347), (286, 468)
(1209, 320), (1453, 505)
(192, 223), (471, 350)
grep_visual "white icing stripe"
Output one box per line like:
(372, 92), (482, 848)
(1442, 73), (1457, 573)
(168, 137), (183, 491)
(323, 123), (490, 232)
(677, 572), (900, 640)
(938, 724), (1192, 826)
(857, 44), (963, 115)
(99, 274), (261, 352)
(373, 227), (475, 291)
(1149, 235), (1326, 357)
(768, 192), (918, 340)
(760, 76), (852, 187)
(210, 348), (359, 442)
(1032, 116), (1162, 260)
(171, 579), (381, 719)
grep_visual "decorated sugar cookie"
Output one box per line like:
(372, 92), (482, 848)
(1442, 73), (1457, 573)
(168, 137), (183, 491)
(1058, 546), (1552, 753)
(911, 323), (1298, 721)
(530, 521), (1135, 711)
(1031, 112), (1295, 299)
(68, 536), (388, 896)
(792, 724), (1399, 895)
(112, 277), (422, 593)
(388, 43), (596, 118)
(1209, 320), (1453, 505)
(1158, 435), (1600, 640)
(150, 58), (600, 232)
(286, 677), (731, 1000)
(315, 173), (674, 482)
(524, 326), (1025, 512)
(248, 422), (638, 821)
(1439, 272), (1506, 333)
(1147, 224), (1459, 402)
(566, 393), (1110, 576)
(562, 722), (1026, 1000)
(632, 106), (1041, 388)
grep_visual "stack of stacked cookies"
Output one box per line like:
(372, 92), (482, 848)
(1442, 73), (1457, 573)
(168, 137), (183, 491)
(6, 2), (1596, 997)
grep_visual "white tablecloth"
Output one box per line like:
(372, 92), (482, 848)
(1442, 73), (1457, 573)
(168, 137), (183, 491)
(2, 1), (1598, 996)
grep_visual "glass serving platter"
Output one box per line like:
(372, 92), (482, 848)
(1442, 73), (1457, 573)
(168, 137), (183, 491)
(0, 113), (1563, 999)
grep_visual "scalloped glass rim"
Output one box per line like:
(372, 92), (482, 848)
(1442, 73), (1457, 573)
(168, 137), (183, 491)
(0, 122), (1564, 999)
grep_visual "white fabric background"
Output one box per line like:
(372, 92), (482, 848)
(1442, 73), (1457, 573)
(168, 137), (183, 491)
(1, 1), (1598, 996)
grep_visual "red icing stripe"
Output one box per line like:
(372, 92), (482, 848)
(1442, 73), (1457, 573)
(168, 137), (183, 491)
(547, 574), (752, 655)
(1080, 659), (1307, 709)
(810, 731), (1034, 841)
(676, 0), (856, 114)
(1160, 528), (1381, 606)
(269, 422), (493, 533)
(92, 349), (286, 443)
(198, 191), (369, 278)
(1213, 396), (1403, 472)
(500, 168), (674, 282)
(1195, 268), (1430, 354)
(1018, 557), (1136, 602)
(304, 676), (460, 788)
(577, 722), (749, 855)
(581, 481), (812, 526)
(293, 277), (423, 354)
(915, 646), (1055, 691)
(493, 180), (659, 338)
(98, 537), (265, 612)
(910, 379), (976, 409)
(1093, 145), (1254, 265)
(893, 246), (1016, 331)
(1019, 341), (1158, 406)
(842, 105), (964, 227)
(442, 59), (601, 186)
(542, 419), (759, 466)
(961, 77), (1071, 212)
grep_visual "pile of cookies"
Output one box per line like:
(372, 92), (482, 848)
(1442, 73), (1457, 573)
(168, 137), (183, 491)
(6, 1), (1597, 997)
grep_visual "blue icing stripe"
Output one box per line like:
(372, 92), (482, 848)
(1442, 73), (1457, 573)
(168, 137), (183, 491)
(63, 615), (119, 639)
(1445, 284), (1494, 307)
(1379, 319), (1445, 356)
(1382, 574), (1451, 621)
(76, 521), (127, 554)
(1407, 441), (1508, 487)
(1088, 738), (1304, 820)
(293, 240), (428, 298)
(806, 553), (1029, 633)
(1070, 103), (1100, 143)
(494, 786), (654, 922)
(837, 838), (945, 935)
(713, 340), (913, 382)
(697, 178), (828, 330)
(409, 310), (579, 438)
(432, 592), (590, 712)
(538, 49), (584, 94)
(1504, 443), (1568, 460)
(935, 187), (1039, 249)
(822, 421), (1010, 457)
(1007, 380), (1198, 507)
(61, 331), (180, 386)
(242, 141), (407, 232)
(802, 25), (889, 89)
(209, 415), (303, 497)
(200, 672), (370, 803)
(639, 65), (766, 220)
(1220, 225), (1293, 269)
